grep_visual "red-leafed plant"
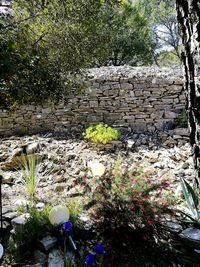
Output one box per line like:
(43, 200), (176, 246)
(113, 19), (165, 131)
(81, 158), (178, 265)
(84, 158), (176, 229)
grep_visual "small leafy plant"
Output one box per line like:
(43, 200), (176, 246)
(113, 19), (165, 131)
(11, 205), (56, 261)
(83, 123), (121, 144)
(19, 154), (40, 200)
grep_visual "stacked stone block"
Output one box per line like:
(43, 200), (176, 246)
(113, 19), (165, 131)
(0, 66), (184, 136)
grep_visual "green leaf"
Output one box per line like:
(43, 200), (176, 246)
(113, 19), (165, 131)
(180, 177), (199, 220)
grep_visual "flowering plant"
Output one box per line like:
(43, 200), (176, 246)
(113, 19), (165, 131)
(83, 160), (176, 229)
(79, 160), (177, 265)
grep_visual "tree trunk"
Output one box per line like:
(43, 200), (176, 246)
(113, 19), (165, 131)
(176, 0), (200, 186)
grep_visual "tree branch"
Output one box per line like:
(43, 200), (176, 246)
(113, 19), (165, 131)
(0, 13), (40, 32)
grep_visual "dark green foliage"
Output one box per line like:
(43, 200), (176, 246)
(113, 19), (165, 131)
(0, 0), (115, 105)
(95, 1), (155, 66)
(0, 0), (157, 106)
(137, 0), (180, 65)
(0, 41), (62, 104)
(0, 3), (64, 105)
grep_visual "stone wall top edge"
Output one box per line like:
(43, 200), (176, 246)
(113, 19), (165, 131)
(86, 66), (183, 80)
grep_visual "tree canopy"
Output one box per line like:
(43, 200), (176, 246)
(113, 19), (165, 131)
(0, 0), (110, 104)
(137, 0), (180, 65)
(0, 0), (178, 105)
(94, 1), (156, 66)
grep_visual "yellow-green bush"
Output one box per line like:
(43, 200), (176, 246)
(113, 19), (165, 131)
(83, 123), (121, 144)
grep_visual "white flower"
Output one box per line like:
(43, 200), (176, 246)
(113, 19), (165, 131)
(88, 161), (105, 177)
(48, 205), (69, 225)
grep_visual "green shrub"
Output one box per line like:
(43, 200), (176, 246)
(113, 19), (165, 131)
(82, 158), (177, 229)
(80, 159), (177, 264)
(11, 205), (56, 261)
(83, 123), (121, 144)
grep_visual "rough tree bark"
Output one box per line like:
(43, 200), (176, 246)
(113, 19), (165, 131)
(176, 0), (200, 186)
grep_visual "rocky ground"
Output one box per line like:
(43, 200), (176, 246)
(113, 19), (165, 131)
(1, 128), (193, 212)
(0, 129), (200, 267)
(0, 129), (197, 266)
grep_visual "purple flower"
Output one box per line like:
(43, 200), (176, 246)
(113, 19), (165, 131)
(85, 253), (96, 266)
(94, 243), (105, 255)
(63, 221), (73, 237)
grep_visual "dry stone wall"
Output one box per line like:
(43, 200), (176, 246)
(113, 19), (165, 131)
(0, 66), (185, 136)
